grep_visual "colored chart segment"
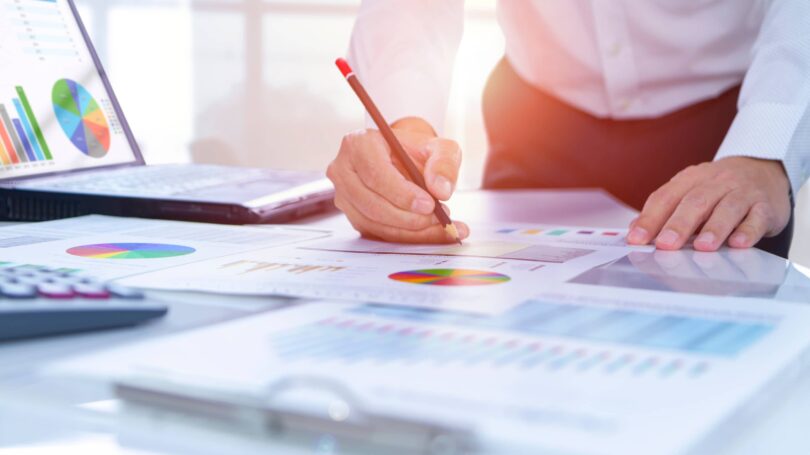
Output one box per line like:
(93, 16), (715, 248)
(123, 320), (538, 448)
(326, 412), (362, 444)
(66, 243), (195, 259)
(389, 269), (511, 286)
(0, 86), (53, 166)
(52, 79), (110, 158)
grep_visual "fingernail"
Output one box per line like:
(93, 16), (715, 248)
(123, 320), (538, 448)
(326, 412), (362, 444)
(730, 233), (748, 247)
(656, 229), (679, 248)
(457, 223), (469, 238)
(695, 232), (716, 248)
(411, 196), (433, 215)
(433, 176), (453, 199)
(627, 227), (648, 244)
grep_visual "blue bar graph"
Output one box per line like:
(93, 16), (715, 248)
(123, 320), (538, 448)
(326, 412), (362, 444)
(350, 300), (773, 357)
(12, 99), (45, 161)
(11, 119), (36, 161)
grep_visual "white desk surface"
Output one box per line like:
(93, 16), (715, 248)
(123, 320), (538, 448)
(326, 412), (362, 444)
(1, 189), (809, 455)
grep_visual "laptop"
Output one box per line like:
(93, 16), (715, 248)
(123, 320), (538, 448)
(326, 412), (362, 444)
(0, 0), (334, 224)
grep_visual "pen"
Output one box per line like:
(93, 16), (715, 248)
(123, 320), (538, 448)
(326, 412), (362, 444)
(335, 58), (462, 245)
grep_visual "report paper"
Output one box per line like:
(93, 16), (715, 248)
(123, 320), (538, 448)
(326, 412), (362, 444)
(120, 231), (631, 315)
(0, 215), (329, 280)
(48, 286), (810, 455)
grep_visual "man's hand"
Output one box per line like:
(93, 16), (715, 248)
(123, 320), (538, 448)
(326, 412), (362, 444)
(327, 117), (469, 243)
(627, 157), (791, 251)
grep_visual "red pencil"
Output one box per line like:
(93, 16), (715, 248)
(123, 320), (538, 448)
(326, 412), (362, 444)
(335, 58), (462, 244)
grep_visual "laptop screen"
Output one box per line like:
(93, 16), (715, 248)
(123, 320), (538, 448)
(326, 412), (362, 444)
(0, 0), (141, 182)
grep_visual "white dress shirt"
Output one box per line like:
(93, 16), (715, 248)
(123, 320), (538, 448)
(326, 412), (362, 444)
(347, 0), (810, 197)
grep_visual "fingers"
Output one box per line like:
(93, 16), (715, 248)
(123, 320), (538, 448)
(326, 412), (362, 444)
(728, 202), (773, 249)
(344, 131), (436, 215)
(627, 166), (701, 245)
(331, 166), (438, 231)
(423, 138), (462, 200)
(336, 193), (470, 243)
(654, 182), (733, 250)
(328, 128), (470, 244)
(692, 190), (750, 251)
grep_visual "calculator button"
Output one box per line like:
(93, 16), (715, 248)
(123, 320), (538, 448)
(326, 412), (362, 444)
(37, 282), (75, 299)
(73, 283), (110, 299)
(1, 283), (37, 299)
(105, 283), (145, 300)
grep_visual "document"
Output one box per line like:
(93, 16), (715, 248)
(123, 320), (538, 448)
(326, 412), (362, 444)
(48, 285), (810, 455)
(475, 222), (655, 249)
(120, 229), (631, 315)
(0, 215), (330, 280)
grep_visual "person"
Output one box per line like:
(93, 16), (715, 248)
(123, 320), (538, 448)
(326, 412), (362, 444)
(327, 1), (810, 258)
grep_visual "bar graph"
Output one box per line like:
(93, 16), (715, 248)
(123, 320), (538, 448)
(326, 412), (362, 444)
(273, 313), (711, 379)
(270, 301), (774, 379)
(0, 86), (53, 167)
(493, 225), (628, 247)
(351, 302), (773, 357)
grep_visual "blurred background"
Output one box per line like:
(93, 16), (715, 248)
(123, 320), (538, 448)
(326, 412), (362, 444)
(72, 0), (810, 266)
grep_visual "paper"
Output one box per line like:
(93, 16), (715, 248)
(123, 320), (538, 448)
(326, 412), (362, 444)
(119, 230), (630, 315)
(0, 215), (330, 280)
(477, 222), (655, 249)
(47, 286), (810, 455)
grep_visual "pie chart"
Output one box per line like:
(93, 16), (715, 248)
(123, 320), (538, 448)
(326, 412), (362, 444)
(66, 243), (196, 259)
(388, 269), (511, 286)
(52, 79), (110, 158)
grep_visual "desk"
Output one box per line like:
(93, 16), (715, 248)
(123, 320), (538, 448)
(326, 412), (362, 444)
(1, 189), (809, 454)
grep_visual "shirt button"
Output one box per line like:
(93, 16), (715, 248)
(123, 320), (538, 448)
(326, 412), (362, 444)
(618, 98), (632, 112)
(607, 42), (622, 57)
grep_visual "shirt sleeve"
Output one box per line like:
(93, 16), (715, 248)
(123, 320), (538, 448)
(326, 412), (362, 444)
(715, 0), (810, 198)
(346, 0), (464, 133)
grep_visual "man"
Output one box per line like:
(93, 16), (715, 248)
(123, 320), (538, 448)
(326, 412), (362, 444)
(327, 1), (809, 258)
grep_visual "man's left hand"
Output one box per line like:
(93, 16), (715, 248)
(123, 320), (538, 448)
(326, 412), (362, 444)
(627, 157), (791, 251)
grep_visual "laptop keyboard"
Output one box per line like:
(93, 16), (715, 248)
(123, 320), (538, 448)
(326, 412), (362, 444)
(43, 165), (275, 196)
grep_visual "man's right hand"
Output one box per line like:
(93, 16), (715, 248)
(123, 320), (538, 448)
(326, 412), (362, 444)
(326, 117), (469, 243)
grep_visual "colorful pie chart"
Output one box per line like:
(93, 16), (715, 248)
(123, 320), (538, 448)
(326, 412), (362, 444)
(388, 269), (511, 286)
(52, 79), (110, 158)
(66, 243), (196, 259)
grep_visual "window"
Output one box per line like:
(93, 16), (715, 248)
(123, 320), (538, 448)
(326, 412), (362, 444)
(75, 0), (503, 188)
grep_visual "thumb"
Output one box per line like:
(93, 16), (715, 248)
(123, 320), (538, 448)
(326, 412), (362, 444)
(423, 138), (461, 201)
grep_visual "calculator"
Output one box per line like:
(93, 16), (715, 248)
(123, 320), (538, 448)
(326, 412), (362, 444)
(0, 265), (168, 341)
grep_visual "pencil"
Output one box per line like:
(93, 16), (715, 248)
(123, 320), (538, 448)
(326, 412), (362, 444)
(335, 58), (462, 245)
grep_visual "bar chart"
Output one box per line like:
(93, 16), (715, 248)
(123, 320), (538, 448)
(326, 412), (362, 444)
(271, 301), (774, 379)
(492, 225), (631, 247)
(0, 85), (53, 167)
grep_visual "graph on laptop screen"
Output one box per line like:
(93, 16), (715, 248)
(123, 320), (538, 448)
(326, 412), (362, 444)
(0, 0), (137, 180)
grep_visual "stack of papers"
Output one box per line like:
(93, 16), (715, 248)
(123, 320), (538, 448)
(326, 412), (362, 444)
(48, 285), (810, 454)
(0, 215), (330, 280)
(120, 223), (648, 314)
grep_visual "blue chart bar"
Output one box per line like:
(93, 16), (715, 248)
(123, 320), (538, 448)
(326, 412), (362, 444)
(272, 315), (709, 378)
(11, 119), (36, 161)
(12, 99), (45, 161)
(351, 301), (773, 357)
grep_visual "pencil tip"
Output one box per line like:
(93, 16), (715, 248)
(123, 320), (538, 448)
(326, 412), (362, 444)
(444, 223), (462, 245)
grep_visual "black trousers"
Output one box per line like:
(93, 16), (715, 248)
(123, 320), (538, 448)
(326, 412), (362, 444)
(481, 58), (793, 259)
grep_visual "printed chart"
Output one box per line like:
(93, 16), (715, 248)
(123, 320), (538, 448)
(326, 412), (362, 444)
(389, 269), (511, 286)
(52, 78), (110, 157)
(486, 224), (638, 248)
(66, 242), (196, 260)
(0, 85), (53, 167)
(303, 240), (593, 264)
